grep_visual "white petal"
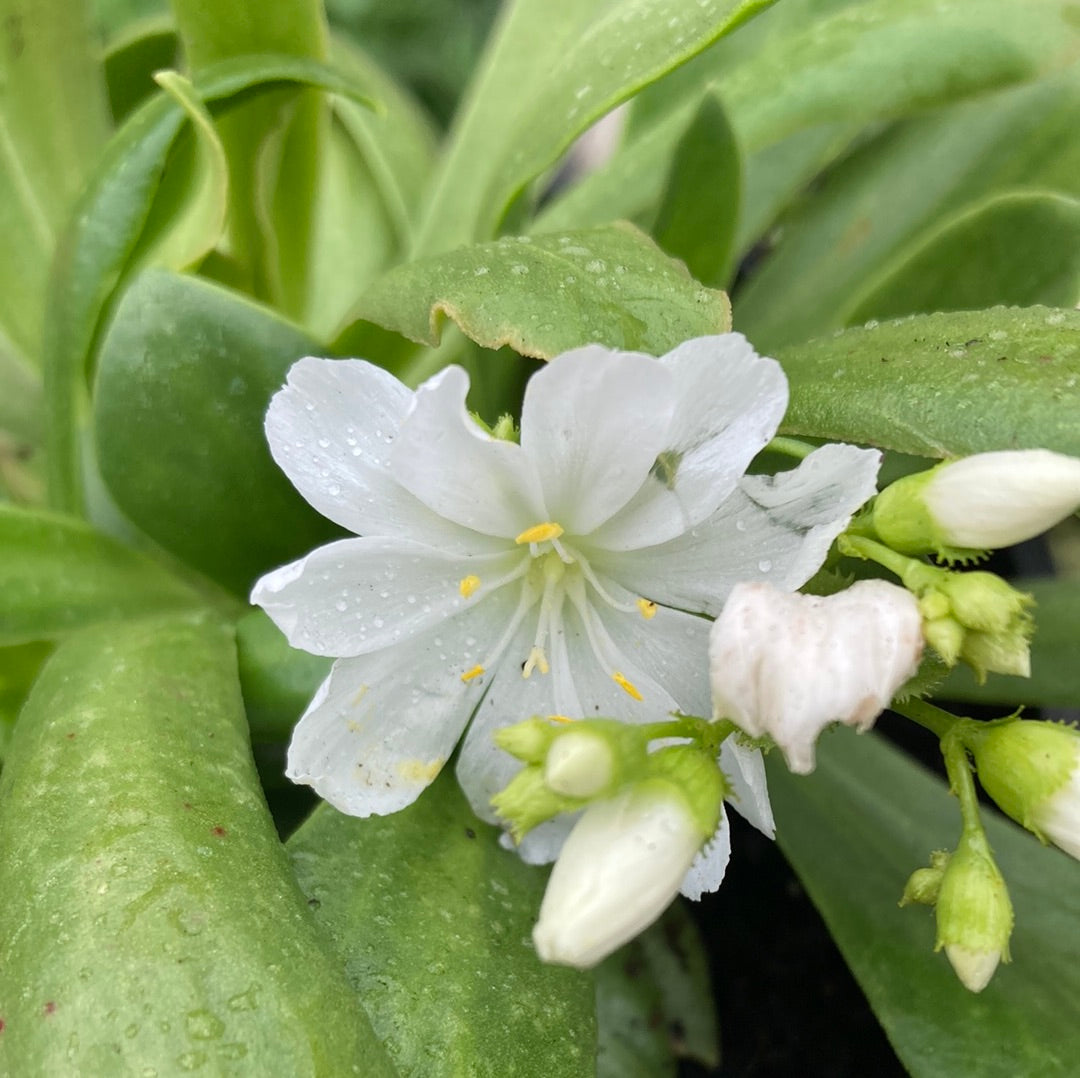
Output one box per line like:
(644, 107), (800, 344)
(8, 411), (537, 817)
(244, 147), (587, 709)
(926, 449), (1080, 549)
(391, 365), (546, 537)
(720, 739), (775, 838)
(595, 443), (881, 616)
(680, 808), (732, 900)
(252, 537), (522, 657)
(266, 357), (485, 550)
(500, 814), (579, 865)
(709, 580), (923, 774)
(1036, 767), (1080, 860)
(283, 588), (521, 816)
(520, 346), (676, 535)
(591, 334), (789, 550)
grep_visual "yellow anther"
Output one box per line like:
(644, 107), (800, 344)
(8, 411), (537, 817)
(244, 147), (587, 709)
(612, 672), (643, 701)
(515, 521), (565, 545)
(459, 574), (481, 599)
(636, 598), (658, 620)
(548, 714), (575, 724)
(460, 665), (486, 683)
(522, 645), (550, 679)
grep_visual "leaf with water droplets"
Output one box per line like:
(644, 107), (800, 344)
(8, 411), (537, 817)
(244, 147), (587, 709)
(345, 222), (731, 359)
(777, 306), (1080, 458)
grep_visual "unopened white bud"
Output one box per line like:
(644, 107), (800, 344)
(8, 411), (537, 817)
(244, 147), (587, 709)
(532, 781), (704, 969)
(709, 580), (923, 774)
(876, 449), (1080, 555)
(544, 731), (613, 798)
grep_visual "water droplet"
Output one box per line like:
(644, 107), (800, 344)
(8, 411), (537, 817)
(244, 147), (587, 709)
(176, 1051), (207, 1072)
(373, 617), (385, 629)
(510, 263), (529, 276)
(474, 266), (489, 276)
(185, 1009), (225, 1041)
(335, 600), (348, 613)
(758, 559), (772, 573)
(406, 595), (417, 604)
(735, 519), (747, 532)
(317, 437), (331, 449)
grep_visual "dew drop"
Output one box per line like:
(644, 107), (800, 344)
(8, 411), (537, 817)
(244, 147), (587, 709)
(758, 559), (772, 573)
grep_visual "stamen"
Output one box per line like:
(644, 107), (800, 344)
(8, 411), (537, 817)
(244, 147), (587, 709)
(612, 672), (643, 701)
(460, 665), (485, 683)
(560, 541), (639, 613)
(459, 574), (481, 599)
(522, 645), (550, 679)
(548, 714), (575, 724)
(515, 521), (564, 545)
(636, 598), (658, 620)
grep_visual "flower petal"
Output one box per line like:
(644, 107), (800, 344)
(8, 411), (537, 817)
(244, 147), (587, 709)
(592, 334), (788, 551)
(266, 357), (486, 550)
(680, 808), (732, 900)
(252, 536), (522, 657)
(500, 815), (579, 865)
(594, 443), (880, 616)
(391, 365), (546, 537)
(519, 346), (676, 534)
(283, 588), (521, 816)
(720, 739), (774, 838)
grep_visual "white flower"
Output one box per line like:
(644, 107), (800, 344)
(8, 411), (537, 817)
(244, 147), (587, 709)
(874, 449), (1080, 554)
(252, 334), (879, 880)
(532, 782), (708, 968)
(709, 580), (923, 774)
(1036, 768), (1080, 860)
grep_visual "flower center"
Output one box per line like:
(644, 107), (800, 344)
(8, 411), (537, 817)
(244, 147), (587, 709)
(459, 523), (654, 704)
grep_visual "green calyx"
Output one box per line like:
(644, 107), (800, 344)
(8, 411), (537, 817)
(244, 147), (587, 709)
(933, 830), (1013, 962)
(900, 849), (950, 908)
(870, 467), (986, 563)
(646, 745), (728, 838)
(966, 718), (1080, 838)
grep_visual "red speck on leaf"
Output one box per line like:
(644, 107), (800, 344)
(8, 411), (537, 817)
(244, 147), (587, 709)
(65, 732), (76, 740)
(0, 1017), (6, 1032)
(211, 826), (227, 837)
(182, 802), (192, 811)
(44, 1002), (56, 1016)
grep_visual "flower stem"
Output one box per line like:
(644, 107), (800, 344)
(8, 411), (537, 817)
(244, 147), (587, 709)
(941, 728), (984, 839)
(891, 697), (963, 740)
(837, 533), (916, 579)
(766, 436), (816, 461)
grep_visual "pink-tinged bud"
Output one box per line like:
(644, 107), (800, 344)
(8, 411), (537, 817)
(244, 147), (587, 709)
(709, 580), (923, 773)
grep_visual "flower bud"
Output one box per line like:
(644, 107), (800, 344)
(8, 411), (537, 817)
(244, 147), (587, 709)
(532, 780), (706, 968)
(874, 449), (1080, 556)
(709, 580), (923, 774)
(934, 834), (1012, 993)
(900, 850), (949, 908)
(969, 719), (1080, 860)
(544, 731), (614, 798)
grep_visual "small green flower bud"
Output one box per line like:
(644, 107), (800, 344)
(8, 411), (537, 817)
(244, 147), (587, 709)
(490, 765), (581, 842)
(900, 850), (950, 908)
(494, 716), (559, 763)
(922, 616), (964, 666)
(944, 572), (1033, 635)
(544, 731), (614, 798)
(934, 834), (1013, 993)
(969, 720), (1080, 859)
(960, 624), (1032, 682)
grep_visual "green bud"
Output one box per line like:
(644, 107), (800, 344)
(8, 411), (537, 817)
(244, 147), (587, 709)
(922, 616), (964, 666)
(646, 745), (727, 838)
(490, 765), (582, 842)
(900, 850), (950, 908)
(944, 572), (1033, 635)
(968, 719), (1080, 857)
(934, 833), (1013, 993)
(960, 623), (1032, 682)
(494, 716), (559, 764)
(544, 731), (615, 798)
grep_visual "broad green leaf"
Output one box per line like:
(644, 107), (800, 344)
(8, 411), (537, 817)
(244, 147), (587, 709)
(768, 726), (1080, 1078)
(777, 307), (1080, 459)
(942, 577), (1080, 710)
(0, 640), (50, 758)
(43, 53), (374, 513)
(92, 268), (341, 594)
(171, 0), (329, 319)
(349, 223), (731, 360)
(0, 503), (202, 646)
(651, 91), (741, 288)
(0, 0), (110, 365)
(736, 70), (1080, 350)
(0, 614), (393, 1075)
(845, 192), (1080, 323)
(236, 608), (330, 743)
(288, 772), (596, 1077)
(412, 0), (774, 256)
(540, 0), (1080, 255)
(596, 901), (720, 1076)
(101, 15), (180, 122)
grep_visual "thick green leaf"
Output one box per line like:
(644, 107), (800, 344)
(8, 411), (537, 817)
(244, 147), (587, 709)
(92, 268), (341, 594)
(350, 223), (731, 360)
(236, 608), (330, 743)
(846, 192), (1080, 323)
(0, 640), (50, 758)
(736, 70), (1080, 350)
(595, 950), (674, 1078)
(43, 53), (374, 513)
(0, 503), (202, 646)
(540, 0), (1080, 254)
(288, 772), (596, 1077)
(777, 306), (1080, 458)
(0, 613), (393, 1074)
(942, 577), (1080, 709)
(768, 725), (1080, 1077)
(0, 0), (110, 363)
(101, 15), (180, 122)
(651, 91), (741, 288)
(412, 0), (773, 256)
